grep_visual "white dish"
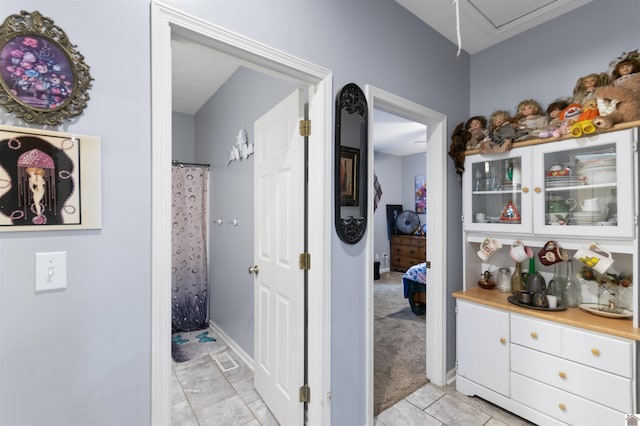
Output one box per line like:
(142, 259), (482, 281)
(578, 303), (633, 319)
(578, 170), (616, 185)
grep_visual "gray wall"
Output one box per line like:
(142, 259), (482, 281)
(0, 1), (152, 425)
(470, 0), (640, 117)
(172, 111), (196, 162)
(193, 67), (297, 355)
(373, 152), (403, 268)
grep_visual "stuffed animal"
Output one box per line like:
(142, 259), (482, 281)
(448, 122), (470, 175)
(552, 102), (583, 137)
(569, 99), (599, 137)
(593, 54), (640, 130)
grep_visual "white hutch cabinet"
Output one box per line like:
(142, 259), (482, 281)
(454, 126), (640, 426)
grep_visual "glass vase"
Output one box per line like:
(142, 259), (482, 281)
(598, 283), (620, 313)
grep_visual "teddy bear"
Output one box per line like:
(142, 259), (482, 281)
(592, 55), (640, 130)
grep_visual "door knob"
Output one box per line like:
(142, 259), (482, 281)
(248, 265), (259, 275)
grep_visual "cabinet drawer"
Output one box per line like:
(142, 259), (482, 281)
(511, 344), (633, 413)
(511, 372), (625, 425)
(391, 256), (421, 272)
(392, 245), (425, 258)
(563, 327), (633, 378)
(511, 314), (562, 356)
(391, 235), (425, 248)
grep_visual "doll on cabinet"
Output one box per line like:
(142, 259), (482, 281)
(464, 115), (488, 150)
(515, 99), (548, 141)
(572, 73), (610, 106)
(478, 110), (515, 154)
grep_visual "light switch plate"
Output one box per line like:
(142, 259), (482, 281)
(35, 251), (67, 292)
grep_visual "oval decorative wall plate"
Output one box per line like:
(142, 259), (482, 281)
(0, 10), (93, 125)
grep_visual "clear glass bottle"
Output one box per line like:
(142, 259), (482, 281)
(511, 262), (524, 293)
(548, 261), (568, 306)
(497, 267), (512, 293)
(564, 259), (582, 307)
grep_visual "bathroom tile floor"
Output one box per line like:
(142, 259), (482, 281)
(171, 336), (532, 426)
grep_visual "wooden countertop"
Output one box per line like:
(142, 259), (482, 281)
(453, 288), (640, 341)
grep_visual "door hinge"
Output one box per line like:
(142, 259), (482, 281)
(299, 119), (311, 137)
(299, 252), (311, 270)
(299, 384), (311, 402)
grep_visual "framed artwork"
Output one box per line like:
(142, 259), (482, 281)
(415, 175), (427, 214)
(0, 11), (93, 125)
(385, 204), (403, 238)
(339, 146), (359, 206)
(0, 124), (101, 231)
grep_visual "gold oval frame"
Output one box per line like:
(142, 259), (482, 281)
(0, 10), (93, 125)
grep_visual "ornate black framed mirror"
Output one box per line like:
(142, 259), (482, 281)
(335, 83), (368, 244)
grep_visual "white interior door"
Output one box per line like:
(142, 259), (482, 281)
(253, 89), (305, 425)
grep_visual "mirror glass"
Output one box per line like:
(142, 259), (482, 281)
(335, 83), (368, 244)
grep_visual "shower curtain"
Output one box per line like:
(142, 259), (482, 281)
(171, 164), (209, 332)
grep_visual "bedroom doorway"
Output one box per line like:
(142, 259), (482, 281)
(371, 107), (428, 416)
(365, 85), (448, 425)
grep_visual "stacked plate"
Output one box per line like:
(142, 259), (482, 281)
(570, 211), (605, 225)
(545, 175), (584, 188)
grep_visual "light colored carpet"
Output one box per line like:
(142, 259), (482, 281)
(374, 271), (428, 415)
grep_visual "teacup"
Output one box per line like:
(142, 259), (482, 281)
(477, 236), (502, 261)
(510, 240), (533, 263)
(574, 242), (614, 274)
(516, 290), (533, 305)
(580, 197), (600, 212)
(538, 240), (569, 266)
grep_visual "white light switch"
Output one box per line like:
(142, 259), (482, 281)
(35, 251), (67, 292)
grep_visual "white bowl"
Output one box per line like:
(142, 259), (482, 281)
(578, 169), (616, 185)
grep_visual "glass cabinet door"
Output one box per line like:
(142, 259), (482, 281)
(463, 149), (532, 233)
(533, 128), (635, 238)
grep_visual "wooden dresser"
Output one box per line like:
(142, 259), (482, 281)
(390, 235), (426, 272)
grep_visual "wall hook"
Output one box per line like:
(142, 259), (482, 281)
(214, 218), (223, 225)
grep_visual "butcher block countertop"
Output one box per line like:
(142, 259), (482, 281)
(453, 288), (640, 341)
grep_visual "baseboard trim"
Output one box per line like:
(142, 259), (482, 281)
(446, 367), (456, 385)
(209, 320), (254, 372)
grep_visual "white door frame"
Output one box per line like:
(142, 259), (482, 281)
(364, 85), (448, 423)
(151, 2), (333, 425)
